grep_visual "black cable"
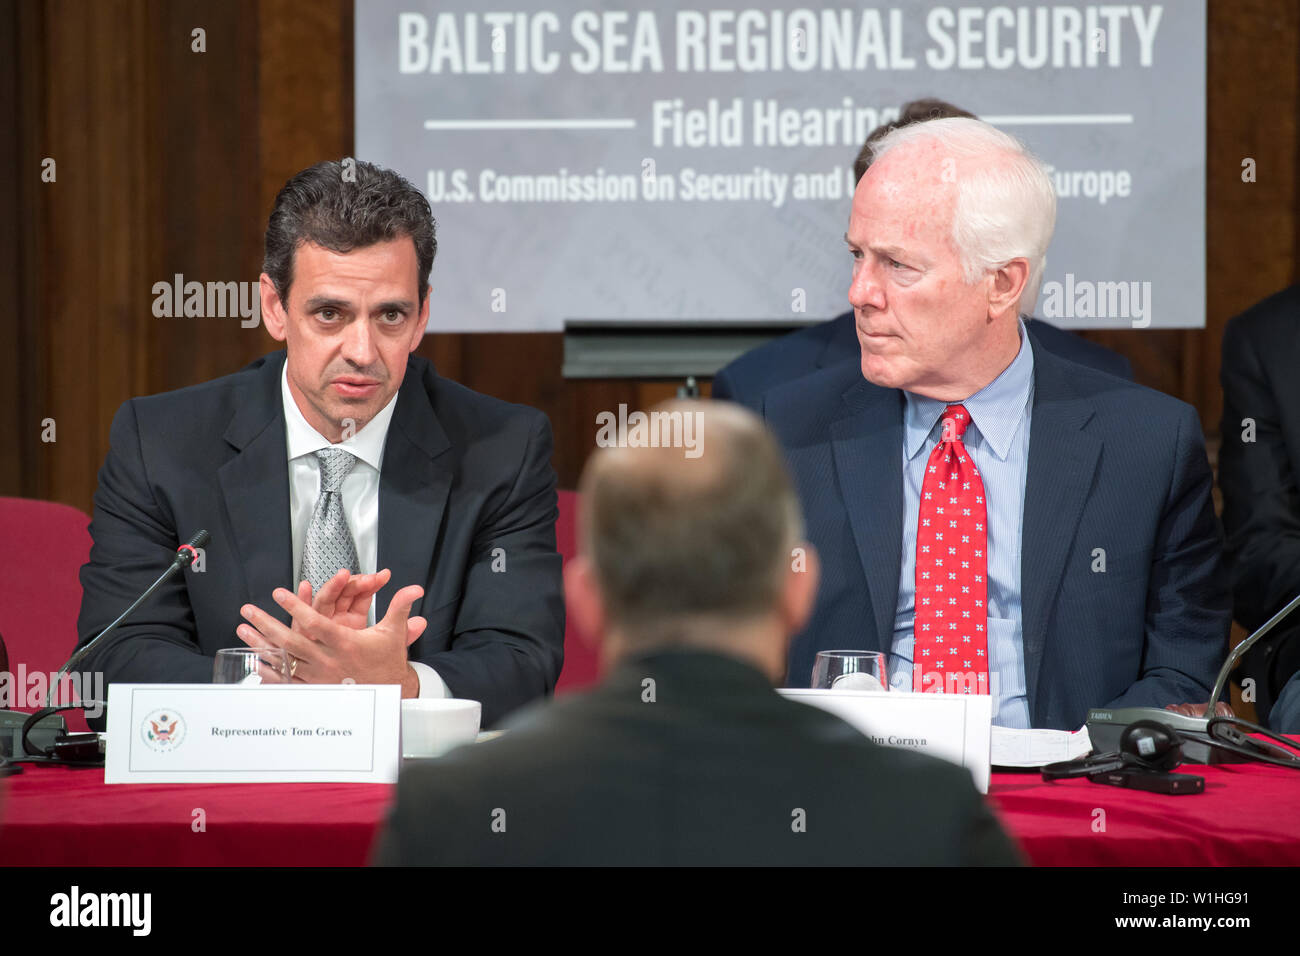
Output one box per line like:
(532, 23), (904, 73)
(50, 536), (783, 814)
(19, 703), (105, 766)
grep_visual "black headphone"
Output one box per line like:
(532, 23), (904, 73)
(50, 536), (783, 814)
(1042, 719), (1184, 779)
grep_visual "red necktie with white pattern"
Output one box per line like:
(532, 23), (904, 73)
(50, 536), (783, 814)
(913, 404), (990, 695)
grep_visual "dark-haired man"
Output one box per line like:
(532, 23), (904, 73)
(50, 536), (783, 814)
(375, 401), (1022, 866)
(76, 160), (563, 727)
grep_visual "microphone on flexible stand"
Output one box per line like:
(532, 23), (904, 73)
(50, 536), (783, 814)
(46, 529), (211, 709)
(8, 530), (212, 765)
(1087, 590), (1300, 763)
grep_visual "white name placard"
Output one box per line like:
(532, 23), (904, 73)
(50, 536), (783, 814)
(105, 683), (400, 784)
(778, 689), (992, 793)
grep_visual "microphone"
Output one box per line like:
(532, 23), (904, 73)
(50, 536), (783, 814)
(1204, 590), (1300, 715)
(46, 529), (211, 708)
(1087, 589), (1300, 762)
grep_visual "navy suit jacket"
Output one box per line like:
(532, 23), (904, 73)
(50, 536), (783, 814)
(75, 350), (565, 728)
(759, 337), (1228, 730)
(713, 311), (1133, 408)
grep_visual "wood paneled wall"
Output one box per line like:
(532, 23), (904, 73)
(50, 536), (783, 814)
(2, 0), (1297, 507)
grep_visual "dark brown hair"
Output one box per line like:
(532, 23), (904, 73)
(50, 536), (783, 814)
(263, 159), (437, 308)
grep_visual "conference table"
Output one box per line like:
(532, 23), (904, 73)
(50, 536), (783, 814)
(3, 747), (1299, 866)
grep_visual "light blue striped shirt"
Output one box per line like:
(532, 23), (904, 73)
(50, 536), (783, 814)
(888, 322), (1035, 728)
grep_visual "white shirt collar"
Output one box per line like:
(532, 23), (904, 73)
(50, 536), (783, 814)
(280, 360), (399, 471)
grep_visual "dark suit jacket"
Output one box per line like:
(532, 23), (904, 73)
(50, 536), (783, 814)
(1219, 284), (1300, 726)
(713, 311), (1133, 408)
(75, 350), (564, 728)
(374, 649), (1022, 866)
(759, 337), (1229, 730)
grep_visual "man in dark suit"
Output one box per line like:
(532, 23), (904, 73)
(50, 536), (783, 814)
(375, 401), (1022, 866)
(1219, 283), (1300, 730)
(75, 160), (563, 728)
(713, 98), (1131, 409)
(757, 117), (1228, 731)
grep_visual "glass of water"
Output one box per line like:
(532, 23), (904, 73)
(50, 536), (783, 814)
(812, 651), (888, 692)
(213, 647), (290, 685)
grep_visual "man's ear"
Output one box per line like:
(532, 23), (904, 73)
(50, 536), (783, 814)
(260, 274), (288, 341)
(564, 555), (605, 652)
(989, 258), (1030, 320)
(782, 542), (820, 636)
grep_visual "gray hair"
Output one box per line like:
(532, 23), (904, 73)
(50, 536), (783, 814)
(868, 117), (1057, 314)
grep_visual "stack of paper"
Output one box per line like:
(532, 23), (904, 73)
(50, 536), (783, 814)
(992, 724), (1092, 768)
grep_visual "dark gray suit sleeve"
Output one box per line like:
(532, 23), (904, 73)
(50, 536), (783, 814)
(75, 400), (212, 703)
(1105, 404), (1230, 709)
(415, 412), (565, 727)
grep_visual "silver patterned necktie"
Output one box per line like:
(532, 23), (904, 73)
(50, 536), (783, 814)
(300, 448), (360, 595)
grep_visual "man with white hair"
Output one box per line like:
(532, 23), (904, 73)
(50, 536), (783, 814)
(712, 97), (1131, 409)
(762, 118), (1229, 730)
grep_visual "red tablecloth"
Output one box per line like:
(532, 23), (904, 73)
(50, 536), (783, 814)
(990, 758), (1300, 866)
(0, 767), (390, 866)
(3, 755), (1298, 866)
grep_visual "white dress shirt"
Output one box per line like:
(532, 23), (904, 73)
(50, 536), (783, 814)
(281, 363), (449, 698)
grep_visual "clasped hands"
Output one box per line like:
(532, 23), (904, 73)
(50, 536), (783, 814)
(236, 569), (428, 697)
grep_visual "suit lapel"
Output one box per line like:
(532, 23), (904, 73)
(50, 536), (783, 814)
(375, 360), (452, 621)
(219, 352), (293, 624)
(1021, 345), (1101, 716)
(829, 379), (905, 652)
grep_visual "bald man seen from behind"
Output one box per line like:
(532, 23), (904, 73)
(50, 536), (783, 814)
(374, 400), (1022, 866)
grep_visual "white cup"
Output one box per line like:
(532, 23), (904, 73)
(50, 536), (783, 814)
(401, 698), (482, 759)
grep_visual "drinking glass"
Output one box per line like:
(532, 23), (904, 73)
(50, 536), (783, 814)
(213, 647), (291, 684)
(811, 650), (888, 692)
